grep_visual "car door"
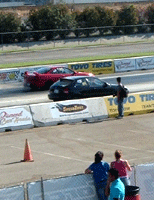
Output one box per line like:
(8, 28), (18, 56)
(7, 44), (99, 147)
(73, 78), (91, 98)
(86, 77), (111, 97)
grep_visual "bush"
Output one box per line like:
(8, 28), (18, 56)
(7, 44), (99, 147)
(28, 4), (76, 40)
(74, 7), (99, 37)
(115, 5), (138, 35)
(145, 4), (154, 32)
(95, 6), (114, 35)
(0, 12), (21, 43)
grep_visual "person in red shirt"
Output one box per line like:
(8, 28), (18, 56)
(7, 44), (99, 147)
(110, 150), (132, 186)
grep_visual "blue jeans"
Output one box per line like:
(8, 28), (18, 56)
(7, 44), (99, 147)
(118, 99), (124, 117)
(95, 181), (108, 200)
(120, 177), (130, 186)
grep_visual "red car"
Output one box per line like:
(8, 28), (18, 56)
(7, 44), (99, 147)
(24, 66), (94, 90)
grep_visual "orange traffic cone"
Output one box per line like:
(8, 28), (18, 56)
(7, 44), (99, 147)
(21, 139), (34, 162)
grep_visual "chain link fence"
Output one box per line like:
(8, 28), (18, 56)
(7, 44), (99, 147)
(0, 163), (154, 200)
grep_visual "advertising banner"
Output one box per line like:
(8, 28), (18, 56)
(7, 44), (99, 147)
(0, 68), (19, 83)
(89, 60), (114, 75)
(50, 100), (91, 120)
(104, 91), (154, 117)
(114, 58), (136, 72)
(68, 62), (91, 72)
(0, 106), (33, 131)
(68, 60), (114, 75)
(135, 56), (154, 70)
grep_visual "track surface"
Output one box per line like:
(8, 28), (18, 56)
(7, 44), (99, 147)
(0, 113), (154, 187)
(1, 43), (154, 188)
(0, 42), (154, 64)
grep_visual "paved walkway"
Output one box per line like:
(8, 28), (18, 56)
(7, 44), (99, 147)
(0, 113), (154, 188)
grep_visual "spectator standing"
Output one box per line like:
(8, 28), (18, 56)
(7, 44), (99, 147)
(115, 77), (124, 119)
(105, 168), (125, 200)
(110, 150), (132, 186)
(85, 151), (110, 200)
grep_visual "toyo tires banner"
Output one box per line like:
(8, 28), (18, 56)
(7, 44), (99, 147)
(104, 91), (154, 117)
(68, 60), (115, 75)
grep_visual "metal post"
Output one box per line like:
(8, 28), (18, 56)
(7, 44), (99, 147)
(1, 34), (3, 51)
(41, 177), (45, 200)
(27, 32), (29, 50)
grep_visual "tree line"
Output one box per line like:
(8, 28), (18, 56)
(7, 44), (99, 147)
(1, 3), (154, 43)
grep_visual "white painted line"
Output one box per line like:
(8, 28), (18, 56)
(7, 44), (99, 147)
(10, 146), (90, 163)
(128, 130), (140, 133)
(129, 156), (154, 162)
(75, 138), (154, 153)
(75, 138), (140, 151)
(101, 71), (154, 80)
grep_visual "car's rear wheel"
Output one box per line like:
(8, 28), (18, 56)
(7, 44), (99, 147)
(30, 84), (38, 91)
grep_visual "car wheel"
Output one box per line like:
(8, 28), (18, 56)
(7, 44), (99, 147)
(30, 84), (37, 91)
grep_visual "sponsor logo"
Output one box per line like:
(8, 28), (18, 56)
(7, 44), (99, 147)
(92, 61), (112, 68)
(108, 94), (154, 106)
(0, 73), (7, 81)
(137, 58), (153, 68)
(56, 103), (87, 113)
(115, 61), (135, 70)
(70, 64), (89, 70)
(0, 111), (31, 125)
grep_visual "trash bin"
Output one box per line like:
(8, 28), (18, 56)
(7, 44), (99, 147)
(125, 186), (141, 200)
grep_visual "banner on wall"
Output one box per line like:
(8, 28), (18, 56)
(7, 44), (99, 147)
(0, 69), (19, 82)
(50, 100), (90, 120)
(104, 91), (154, 117)
(90, 60), (114, 75)
(0, 106), (33, 129)
(135, 56), (154, 70)
(114, 58), (136, 72)
(68, 62), (91, 72)
(68, 60), (114, 75)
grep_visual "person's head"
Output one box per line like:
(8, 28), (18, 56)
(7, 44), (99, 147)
(115, 150), (122, 160)
(117, 77), (121, 84)
(94, 151), (104, 164)
(108, 168), (119, 182)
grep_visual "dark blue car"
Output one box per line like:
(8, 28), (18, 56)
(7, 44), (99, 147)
(48, 76), (118, 101)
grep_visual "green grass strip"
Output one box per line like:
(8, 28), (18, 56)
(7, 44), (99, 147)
(0, 51), (154, 69)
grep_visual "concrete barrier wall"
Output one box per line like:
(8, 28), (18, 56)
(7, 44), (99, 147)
(104, 91), (154, 118)
(1, 55), (154, 84)
(1, 91), (154, 132)
(30, 97), (108, 127)
(0, 105), (34, 132)
(68, 59), (115, 75)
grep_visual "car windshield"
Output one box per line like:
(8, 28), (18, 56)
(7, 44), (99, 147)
(53, 79), (73, 87)
(36, 67), (50, 74)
